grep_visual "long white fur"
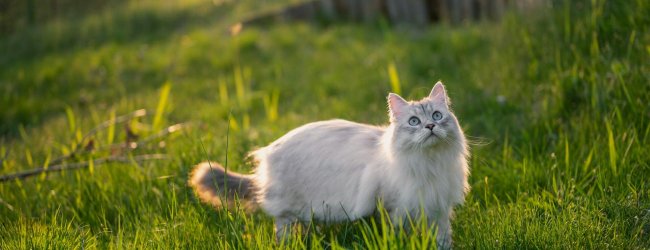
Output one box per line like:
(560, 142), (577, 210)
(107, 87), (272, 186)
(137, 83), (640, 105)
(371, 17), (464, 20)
(247, 82), (469, 247)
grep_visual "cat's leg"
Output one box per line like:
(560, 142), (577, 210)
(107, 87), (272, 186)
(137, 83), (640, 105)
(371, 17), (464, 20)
(274, 216), (296, 243)
(388, 209), (408, 231)
(297, 219), (316, 238)
(435, 210), (453, 249)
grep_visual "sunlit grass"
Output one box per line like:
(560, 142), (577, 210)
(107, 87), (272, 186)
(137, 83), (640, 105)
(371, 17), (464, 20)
(1, 0), (649, 249)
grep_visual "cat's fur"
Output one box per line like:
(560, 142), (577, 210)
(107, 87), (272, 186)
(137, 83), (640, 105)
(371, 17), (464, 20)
(189, 82), (469, 248)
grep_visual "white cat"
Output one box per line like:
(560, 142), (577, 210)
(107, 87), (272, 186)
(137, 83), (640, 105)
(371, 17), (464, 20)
(189, 82), (470, 248)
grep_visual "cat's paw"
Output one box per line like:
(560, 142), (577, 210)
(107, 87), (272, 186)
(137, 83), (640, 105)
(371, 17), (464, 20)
(436, 236), (452, 250)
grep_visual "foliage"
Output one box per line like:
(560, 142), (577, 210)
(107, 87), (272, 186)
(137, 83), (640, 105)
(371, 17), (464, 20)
(0, 0), (648, 248)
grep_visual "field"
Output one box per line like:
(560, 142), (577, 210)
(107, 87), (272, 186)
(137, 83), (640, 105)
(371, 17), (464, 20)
(1, 0), (649, 248)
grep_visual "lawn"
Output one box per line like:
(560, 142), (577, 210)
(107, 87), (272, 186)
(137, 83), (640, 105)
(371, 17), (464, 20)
(0, 0), (649, 248)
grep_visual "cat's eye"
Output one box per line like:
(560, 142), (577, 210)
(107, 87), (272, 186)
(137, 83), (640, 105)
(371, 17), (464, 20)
(408, 117), (421, 126)
(432, 111), (443, 121)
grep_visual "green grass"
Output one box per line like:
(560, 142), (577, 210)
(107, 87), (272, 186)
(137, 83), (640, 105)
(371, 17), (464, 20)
(1, 0), (649, 248)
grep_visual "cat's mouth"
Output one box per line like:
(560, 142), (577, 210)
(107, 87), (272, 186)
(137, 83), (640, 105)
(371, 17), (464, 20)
(423, 132), (439, 142)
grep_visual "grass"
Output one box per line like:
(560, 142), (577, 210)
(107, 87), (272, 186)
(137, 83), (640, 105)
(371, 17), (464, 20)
(1, 0), (649, 248)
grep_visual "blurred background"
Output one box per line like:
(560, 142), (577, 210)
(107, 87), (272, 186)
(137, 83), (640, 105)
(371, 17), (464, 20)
(0, 0), (565, 137)
(0, 0), (648, 248)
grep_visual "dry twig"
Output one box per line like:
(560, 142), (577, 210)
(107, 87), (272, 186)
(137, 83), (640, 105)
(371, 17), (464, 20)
(0, 154), (167, 182)
(0, 109), (188, 183)
(49, 109), (148, 165)
(97, 122), (191, 152)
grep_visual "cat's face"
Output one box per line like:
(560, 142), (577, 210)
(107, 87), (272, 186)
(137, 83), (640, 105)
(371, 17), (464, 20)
(388, 82), (462, 149)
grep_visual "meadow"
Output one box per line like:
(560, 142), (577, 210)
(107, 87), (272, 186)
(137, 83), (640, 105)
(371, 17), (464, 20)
(0, 0), (649, 248)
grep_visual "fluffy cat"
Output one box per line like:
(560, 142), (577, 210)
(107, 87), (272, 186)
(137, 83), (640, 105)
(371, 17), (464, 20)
(189, 82), (469, 248)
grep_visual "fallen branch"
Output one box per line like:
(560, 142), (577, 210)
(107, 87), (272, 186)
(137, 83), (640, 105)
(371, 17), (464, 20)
(96, 122), (191, 152)
(0, 154), (167, 182)
(139, 123), (190, 145)
(83, 109), (147, 143)
(49, 109), (148, 165)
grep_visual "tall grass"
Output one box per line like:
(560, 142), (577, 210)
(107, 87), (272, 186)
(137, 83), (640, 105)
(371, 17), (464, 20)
(0, 0), (648, 249)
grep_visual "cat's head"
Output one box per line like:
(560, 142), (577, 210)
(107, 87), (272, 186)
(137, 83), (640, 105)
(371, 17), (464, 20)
(387, 82), (464, 150)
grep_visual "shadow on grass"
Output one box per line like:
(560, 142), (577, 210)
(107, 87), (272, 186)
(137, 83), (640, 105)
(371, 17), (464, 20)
(0, 1), (239, 137)
(0, 1), (234, 68)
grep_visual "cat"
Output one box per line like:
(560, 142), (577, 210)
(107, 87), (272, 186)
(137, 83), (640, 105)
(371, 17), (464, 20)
(189, 81), (469, 248)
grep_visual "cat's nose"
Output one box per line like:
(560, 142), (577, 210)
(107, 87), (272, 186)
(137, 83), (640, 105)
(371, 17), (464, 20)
(425, 124), (435, 130)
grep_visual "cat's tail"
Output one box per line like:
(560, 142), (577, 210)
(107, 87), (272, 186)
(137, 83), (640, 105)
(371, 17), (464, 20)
(188, 162), (256, 210)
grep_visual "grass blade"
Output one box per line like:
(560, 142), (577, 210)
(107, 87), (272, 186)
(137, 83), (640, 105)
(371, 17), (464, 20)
(219, 78), (229, 106)
(107, 110), (116, 145)
(605, 119), (617, 176)
(65, 106), (76, 134)
(153, 82), (172, 131)
(387, 62), (401, 95)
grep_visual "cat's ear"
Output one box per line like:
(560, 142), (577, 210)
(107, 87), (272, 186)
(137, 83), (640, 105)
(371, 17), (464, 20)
(429, 81), (449, 106)
(388, 93), (408, 118)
